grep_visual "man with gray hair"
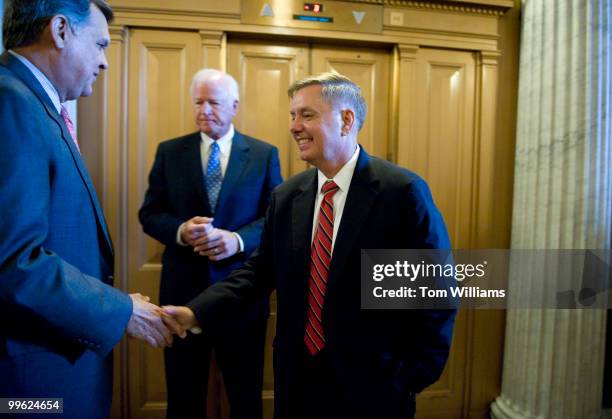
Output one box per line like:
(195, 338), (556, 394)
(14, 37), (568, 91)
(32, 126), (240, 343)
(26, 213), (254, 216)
(163, 72), (456, 418)
(139, 68), (282, 419)
(0, 0), (180, 418)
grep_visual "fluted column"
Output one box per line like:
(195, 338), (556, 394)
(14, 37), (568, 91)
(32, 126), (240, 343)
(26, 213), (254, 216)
(491, 1), (611, 418)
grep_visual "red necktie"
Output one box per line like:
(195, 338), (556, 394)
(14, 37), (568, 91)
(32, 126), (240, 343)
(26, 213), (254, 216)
(60, 105), (80, 153)
(304, 180), (339, 355)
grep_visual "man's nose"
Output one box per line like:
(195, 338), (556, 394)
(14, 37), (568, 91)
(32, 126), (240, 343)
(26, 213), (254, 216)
(290, 118), (302, 134)
(100, 51), (108, 70)
(202, 102), (213, 113)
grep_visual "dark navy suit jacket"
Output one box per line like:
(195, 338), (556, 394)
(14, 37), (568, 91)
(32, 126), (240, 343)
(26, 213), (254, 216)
(188, 148), (456, 419)
(0, 52), (132, 418)
(139, 131), (283, 309)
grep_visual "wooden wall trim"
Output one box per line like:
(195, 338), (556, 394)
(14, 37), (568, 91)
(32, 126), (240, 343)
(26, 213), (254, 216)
(109, 0), (509, 53)
(473, 49), (500, 249)
(395, 43), (418, 169)
(110, 15), (500, 54)
(199, 30), (226, 70)
(109, 0), (240, 19)
(386, 0), (510, 16)
(108, 0), (513, 16)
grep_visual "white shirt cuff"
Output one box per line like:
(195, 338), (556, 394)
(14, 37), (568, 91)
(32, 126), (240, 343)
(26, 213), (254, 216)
(233, 232), (244, 253)
(176, 222), (189, 246)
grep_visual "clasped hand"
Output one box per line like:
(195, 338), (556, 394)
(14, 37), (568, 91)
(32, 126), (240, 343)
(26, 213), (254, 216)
(126, 293), (188, 348)
(126, 294), (200, 348)
(181, 216), (240, 261)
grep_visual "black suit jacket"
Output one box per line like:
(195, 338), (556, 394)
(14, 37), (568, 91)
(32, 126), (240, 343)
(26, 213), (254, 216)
(139, 131), (282, 308)
(189, 148), (456, 418)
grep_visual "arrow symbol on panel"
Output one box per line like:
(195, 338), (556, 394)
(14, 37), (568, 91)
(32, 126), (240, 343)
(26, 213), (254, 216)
(352, 11), (365, 24)
(260, 3), (274, 17)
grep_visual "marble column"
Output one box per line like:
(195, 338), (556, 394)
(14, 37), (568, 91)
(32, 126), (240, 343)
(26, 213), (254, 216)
(491, 0), (611, 418)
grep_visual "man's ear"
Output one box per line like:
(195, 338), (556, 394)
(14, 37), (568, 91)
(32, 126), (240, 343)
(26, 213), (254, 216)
(49, 15), (70, 49)
(340, 108), (355, 136)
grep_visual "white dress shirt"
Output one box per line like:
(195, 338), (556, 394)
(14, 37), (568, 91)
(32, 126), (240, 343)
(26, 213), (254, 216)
(311, 145), (361, 253)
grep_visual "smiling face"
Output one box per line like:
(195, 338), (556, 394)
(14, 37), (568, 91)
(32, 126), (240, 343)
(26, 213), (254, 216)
(58, 4), (110, 101)
(289, 84), (356, 178)
(192, 79), (238, 140)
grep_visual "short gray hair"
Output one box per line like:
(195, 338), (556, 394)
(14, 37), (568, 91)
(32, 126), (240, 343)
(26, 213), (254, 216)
(3, 0), (113, 50)
(190, 69), (239, 102)
(288, 72), (367, 130)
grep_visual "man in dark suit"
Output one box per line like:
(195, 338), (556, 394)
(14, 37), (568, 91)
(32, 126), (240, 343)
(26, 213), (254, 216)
(139, 69), (282, 419)
(163, 72), (456, 419)
(0, 1), (178, 418)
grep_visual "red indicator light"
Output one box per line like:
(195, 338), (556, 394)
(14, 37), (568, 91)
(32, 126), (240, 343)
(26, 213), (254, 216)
(303, 3), (324, 13)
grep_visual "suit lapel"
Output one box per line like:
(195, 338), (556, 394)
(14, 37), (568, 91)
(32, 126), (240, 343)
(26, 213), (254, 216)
(183, 133), (210, 212)
(214, 132), (249, 224)
(292, 171), (318, 290)
(1, 52), (114, 256)
(328, 149), (379, 288)
(58, 120), (114, 256)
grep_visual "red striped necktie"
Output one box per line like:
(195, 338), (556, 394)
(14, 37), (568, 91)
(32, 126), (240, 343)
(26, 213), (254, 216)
(304, 180), (339, 355)
(60, 105), (80, 153)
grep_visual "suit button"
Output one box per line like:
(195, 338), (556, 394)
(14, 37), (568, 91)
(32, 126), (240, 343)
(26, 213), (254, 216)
(107, 275), (114, 282)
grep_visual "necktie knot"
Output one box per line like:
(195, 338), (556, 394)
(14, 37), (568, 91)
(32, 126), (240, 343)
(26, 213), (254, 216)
(322, 180), (339, 195)
(210, 141), (220, 154)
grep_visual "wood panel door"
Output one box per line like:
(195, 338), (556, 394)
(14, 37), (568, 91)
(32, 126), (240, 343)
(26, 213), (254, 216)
(227, 40), (309, 179)
(403, 48), (476, 250)
(126, 28), (202, 419)
(397, 47), (502, 419)
(311, 45), (391, 161)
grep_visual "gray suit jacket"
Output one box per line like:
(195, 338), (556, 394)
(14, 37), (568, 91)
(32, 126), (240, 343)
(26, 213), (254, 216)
(0, 51), (131, 418)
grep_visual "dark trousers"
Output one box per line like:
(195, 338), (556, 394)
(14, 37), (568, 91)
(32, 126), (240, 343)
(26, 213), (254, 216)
(294, 349), (346, 419)
(286, 348), (416, 419)
(164, 317), (266, 419)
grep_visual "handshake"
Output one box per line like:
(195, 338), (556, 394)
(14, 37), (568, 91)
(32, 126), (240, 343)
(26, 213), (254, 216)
(126, 293), (200, 348)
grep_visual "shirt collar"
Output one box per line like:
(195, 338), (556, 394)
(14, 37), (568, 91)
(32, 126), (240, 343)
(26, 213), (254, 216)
(9, 49), (62, 114)
(200, 125), (234, 156)
(317, 145), (360, 194)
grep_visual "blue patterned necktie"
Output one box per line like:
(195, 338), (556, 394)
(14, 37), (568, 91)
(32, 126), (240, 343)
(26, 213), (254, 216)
(205, 141), (222, 213)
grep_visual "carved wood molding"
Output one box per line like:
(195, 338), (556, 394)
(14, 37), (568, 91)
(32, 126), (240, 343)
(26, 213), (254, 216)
(397, 43), (419, 59)
(346, 0), (512, 15)
(199, 30), (224, 46)
(109, 25), (127, 43)
(480, 49), (501, 65)
(111, 6), (239, 20)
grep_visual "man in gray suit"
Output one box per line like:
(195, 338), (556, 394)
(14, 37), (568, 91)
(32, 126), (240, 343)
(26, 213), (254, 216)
(0, 1), (180, 417)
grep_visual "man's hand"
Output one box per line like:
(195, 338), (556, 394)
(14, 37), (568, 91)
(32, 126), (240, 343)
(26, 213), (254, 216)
(162, 306), (200, 334)
(180, 216), (214, 247)
(127, 293), (174, 348)
(192, 228), (240, 261)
